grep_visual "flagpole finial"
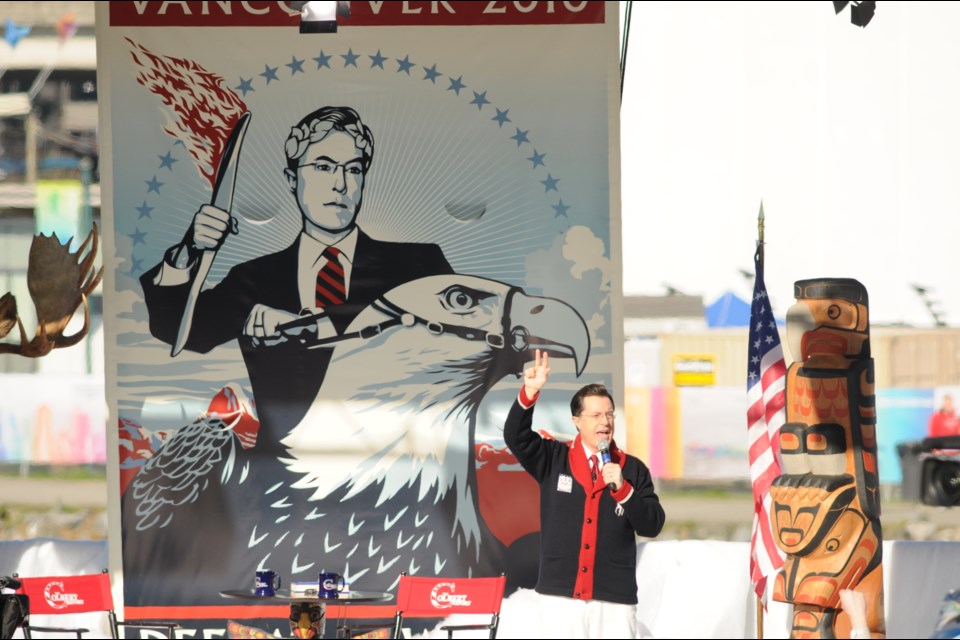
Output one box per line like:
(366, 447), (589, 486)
(757, 200), (766, 268)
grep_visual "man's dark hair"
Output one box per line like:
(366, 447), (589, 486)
(570, 383), (614, 416)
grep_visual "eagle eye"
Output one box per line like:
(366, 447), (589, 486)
(438, 285), (491, 313)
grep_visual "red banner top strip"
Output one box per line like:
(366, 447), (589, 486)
(110, 1), (605, 27)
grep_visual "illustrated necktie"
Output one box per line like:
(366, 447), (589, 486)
(590, 456), (598, 483)
(315, 246), (346, 307)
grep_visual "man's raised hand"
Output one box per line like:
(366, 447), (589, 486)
(523, 349), (551, 396)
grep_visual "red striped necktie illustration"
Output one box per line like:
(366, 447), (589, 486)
(315, 246), (346, 307)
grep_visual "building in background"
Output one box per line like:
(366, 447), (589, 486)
(0, 1), (100, 376)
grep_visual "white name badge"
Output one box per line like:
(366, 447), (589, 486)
(557, 474), (573, 493)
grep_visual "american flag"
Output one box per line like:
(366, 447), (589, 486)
(746, 249), (787, 602)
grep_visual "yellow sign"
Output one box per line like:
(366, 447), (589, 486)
(673, 354), (716, 386)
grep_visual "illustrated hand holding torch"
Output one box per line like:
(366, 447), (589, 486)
(172, 111), (251, 356)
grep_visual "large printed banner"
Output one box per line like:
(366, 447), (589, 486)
(96, 1), (621, 634)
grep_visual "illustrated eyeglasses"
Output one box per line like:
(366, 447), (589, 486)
(579, 412), (615, 422)
(297, 160), (363, 177)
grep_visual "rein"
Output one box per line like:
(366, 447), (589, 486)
(275, 287), (527, 352)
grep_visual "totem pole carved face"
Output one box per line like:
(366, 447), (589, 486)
(771, 278), (882, 617)
(785, 279), (870, 365)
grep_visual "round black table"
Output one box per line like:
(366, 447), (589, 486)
(220, 588), (393, 638)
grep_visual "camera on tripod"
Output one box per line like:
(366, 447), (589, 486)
(920, 436), (960, 507)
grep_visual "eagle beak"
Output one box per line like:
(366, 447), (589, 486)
(507, 291), (590, 376)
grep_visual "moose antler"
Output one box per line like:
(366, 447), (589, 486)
(0, 223), (104, 357)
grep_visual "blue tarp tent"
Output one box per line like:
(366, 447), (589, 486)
(706, 291), (751, 327)
(706, 291), (786, 327)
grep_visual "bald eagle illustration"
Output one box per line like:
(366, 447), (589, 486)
(121, 274), (589, 608)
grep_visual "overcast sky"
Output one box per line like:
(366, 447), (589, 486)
(620, 1), (960, 327)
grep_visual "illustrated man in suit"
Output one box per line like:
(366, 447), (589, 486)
(140, 106), (453, 451)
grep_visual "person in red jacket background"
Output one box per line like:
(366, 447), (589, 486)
(929, 394), (960, 438)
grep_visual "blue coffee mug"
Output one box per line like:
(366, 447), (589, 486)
(318, 572), (345, 599)
(255, 569), (281, 597)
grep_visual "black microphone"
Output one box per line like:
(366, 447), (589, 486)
(597, 439), (615, 490)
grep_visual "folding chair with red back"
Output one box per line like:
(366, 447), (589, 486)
(344, 573), (506, 639)
(15, 569), (180, 639)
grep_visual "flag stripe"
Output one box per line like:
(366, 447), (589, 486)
(746, 251), (787, 603)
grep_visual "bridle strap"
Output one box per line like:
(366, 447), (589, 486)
(303, 315), (405, 349)
(371, 298), (508, 349)
(293, 286), (525, 352)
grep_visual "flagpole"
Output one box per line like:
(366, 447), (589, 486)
(26, 13), (78, 101)
(749, 198), (787, 639)
(756, 199), (765, 640)
(27, 60), (58, 101)
(757, 200), (765, 271)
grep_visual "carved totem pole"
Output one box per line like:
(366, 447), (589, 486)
(770, 278), (885, 638)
